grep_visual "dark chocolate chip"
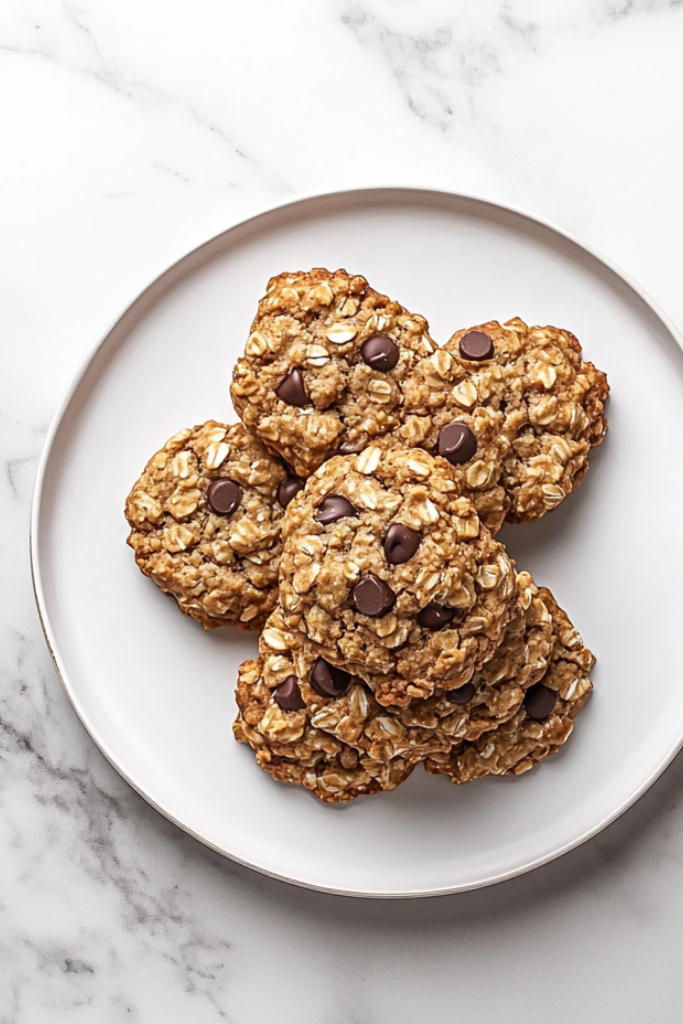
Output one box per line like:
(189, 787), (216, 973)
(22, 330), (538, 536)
(315, 495), (359, 525)
(277, 475), (304, 508)
(524, 683), (557, 720)
(352, 575), (396, 617)
(383, 523), (421, 564)
(273, 676), (306, 711)
(437, 422), (478, 465)
(459, 330), (494, 361)
(446, 681), (476, 704)
(310, 658), (352, 699)
(417, 602), (456, 630)
(207, 479), (242, 516)
(275, 368), (308, 406)
(360, 335), (400, 372)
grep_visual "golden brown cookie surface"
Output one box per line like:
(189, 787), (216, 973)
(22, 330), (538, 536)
(125, 421), (287, 630)
(234, 571), (556, 799)
(278, 445), (519, 705)
(230, 268), (436, 477)
(233, 657), (414, 802)
(425, 587), (595, 782)
(399, 317), (609, 527)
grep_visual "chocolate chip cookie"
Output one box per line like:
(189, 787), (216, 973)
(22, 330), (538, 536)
(259, 568), (549, 738)
(125, 421), (287, 630)
(230, 268), (436, 478)
(424, 587), (594, 782)
(278, 445), (519, 706)
(413, 570), (555, 744)
(399, 317), (609, 528)
(253, 604), (452, 763)
(233, 657), (415, 802)
(234, 570), (557, 799)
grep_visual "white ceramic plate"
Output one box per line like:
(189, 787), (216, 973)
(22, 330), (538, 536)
(31, 187), (683, 897)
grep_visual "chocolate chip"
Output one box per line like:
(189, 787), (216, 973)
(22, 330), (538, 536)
(277, 475), (304, 508)
(437, 422), (478, 465)
(459, 330), (494, 361)
(352, 575), (396, 617)
(273, 676), (306, 711)
(315, 495), (359, 525)
(445, 681), (476, 704)
(207, 479), (242, 516)
(360, 335), (400, 372)
(524, 683), (557, 720)
(383, 523), (421, 564)
(275, 368), (308, 406)
(417, 603), (456, 630)
(310, 658), (351, 698)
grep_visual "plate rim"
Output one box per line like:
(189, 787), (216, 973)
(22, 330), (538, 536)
(30, 184), (683, 898)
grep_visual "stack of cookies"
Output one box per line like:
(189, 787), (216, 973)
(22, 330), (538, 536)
(125, 269), (608, 802)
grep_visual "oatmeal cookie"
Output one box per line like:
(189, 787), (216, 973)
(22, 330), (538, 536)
(399, 317), (609, 527)
(234, 576), (573, 799)
(253, 604), (452, 765)
(230, 268), (436, 478)
(125, 421), (288, 630)
(255, 571), (551, 758)
(233, 658), (414, 802)
(409, 570), (555, 745)
(424, 587), (594, 782)
(278, 445), (518, 705)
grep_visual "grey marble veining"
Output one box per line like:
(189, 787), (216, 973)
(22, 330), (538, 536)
(338, 0), (682, 130)
(3, 0), (683, 1020)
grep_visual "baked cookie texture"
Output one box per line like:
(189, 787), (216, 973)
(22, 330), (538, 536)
(248, 604), (452, 766)
(233, 573), (580, 801)
(254, 570), (550, 738)
(233, 657), (415, 803)
(278, 445), (518, 706)
(123, 271), (604, 801)
(425, 587), (594, 783)
(413, 570), (555, 743)
(125, 421), (287, 630)
(230, 268), (437, 478)
(399, 317), (609, 528)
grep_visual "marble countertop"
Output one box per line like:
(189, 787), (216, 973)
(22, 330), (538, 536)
(3, 1), (683, 1019)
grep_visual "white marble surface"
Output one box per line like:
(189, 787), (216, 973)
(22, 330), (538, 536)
(3, 0), (683, 1019)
